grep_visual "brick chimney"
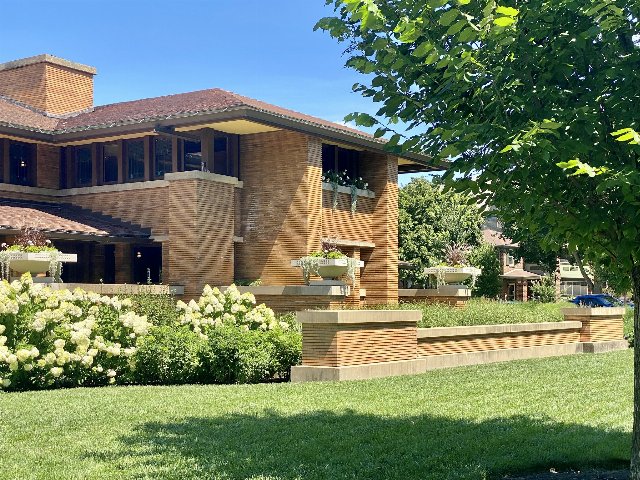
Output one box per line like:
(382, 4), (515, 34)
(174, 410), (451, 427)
(0, 54), (96, 116)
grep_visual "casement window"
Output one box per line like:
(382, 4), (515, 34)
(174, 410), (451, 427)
(75, 145), (93, 186)
(153, 137), (173, 178)
(125, 139), (145, 181)
(9, 141), (34, 186)
(212, 136), (229, 176)
(102, 143), (118, 184)
(183, 140), (202, 171)
(322, 143), (359, 180)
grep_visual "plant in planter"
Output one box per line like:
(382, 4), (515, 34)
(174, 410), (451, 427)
(322, 169), (369, 213)
(0, 229), (77, 282)
(424, 243), (482, 288)
(291, 238), (363, 285)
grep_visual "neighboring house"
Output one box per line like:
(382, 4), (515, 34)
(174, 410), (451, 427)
(0, 54), (435, 307)
(525, 260), (593, 297)
(482, 217), (540, 301)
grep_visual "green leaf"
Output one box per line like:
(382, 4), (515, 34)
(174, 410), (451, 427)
(611, 128), (633, 136)
(439, 9), (460, 27)
(614, 132), (635, 142)
(457, 0), (471, 4)
(413, 41), (434, 58)
(493, 16), (515, 27)
(495, 6), (519, 17)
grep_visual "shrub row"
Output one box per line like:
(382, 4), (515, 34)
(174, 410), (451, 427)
(372, 298), (570, 328)
(0, 275), (301, 391)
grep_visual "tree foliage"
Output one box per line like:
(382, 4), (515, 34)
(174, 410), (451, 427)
(468, 242), (502, 298)
(399, 177), (482, 286)
(318, 0), (640, 473)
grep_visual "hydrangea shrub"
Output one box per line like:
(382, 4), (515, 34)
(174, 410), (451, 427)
(0, 273), (151, 390)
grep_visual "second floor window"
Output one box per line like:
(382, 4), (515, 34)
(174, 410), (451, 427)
(126, 139), (145, 180)
(154, 137), (172, 177)
(212, 137), (229, 175)
(322, 144), (360, 181)
(183, 140), (202, 171)
(102, 143), (118, 183)
(75, 146), (92, 186)
(9, 141), (33, 186)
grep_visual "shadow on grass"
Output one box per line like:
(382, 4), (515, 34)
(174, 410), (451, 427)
(100, 411), (629, 480)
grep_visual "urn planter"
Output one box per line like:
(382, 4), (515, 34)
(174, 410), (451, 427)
(291, 257), (364, 283)
(4, 251), (77, 278)
(424, 266), (482, 285)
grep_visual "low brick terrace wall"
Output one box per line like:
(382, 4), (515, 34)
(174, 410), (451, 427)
(291, 307), (628, 382)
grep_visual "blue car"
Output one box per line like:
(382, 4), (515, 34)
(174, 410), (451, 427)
(570, 294), (633, 308)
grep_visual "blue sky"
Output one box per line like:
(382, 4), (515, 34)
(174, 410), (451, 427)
(0, 0), (428, 183)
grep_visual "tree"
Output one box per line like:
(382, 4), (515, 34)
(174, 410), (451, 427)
(467, 242), (502, 298)
(399, 177), (482, 286)
(317, 0), (640, 474)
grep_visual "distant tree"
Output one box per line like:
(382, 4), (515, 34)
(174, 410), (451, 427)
(468, 242), (502, 298)
(399, 177), (482, 286)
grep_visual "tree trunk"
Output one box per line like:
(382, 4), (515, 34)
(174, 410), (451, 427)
(630, 265), (640, 478)
(572, 249), (597, 293)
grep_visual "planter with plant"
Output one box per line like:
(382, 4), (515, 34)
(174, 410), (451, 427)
(424, 244), (482, 288)
(322, 169), (371, 213)
(0, 229), (77, 282)
(291, 238), (363, 285)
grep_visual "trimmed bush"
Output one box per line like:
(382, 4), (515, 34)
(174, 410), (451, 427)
(133, 326), (207, 385)
(373, 298), (570, 328)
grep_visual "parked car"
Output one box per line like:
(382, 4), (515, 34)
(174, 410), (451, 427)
(570, 294), (633, 308)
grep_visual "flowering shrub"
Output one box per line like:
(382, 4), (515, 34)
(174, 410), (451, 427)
(0, 279), (301, 391)
(176, 284), (288, 336)
(0, 273), (151, 391)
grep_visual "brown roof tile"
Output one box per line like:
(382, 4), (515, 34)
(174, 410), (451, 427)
(0, 88), (375, 140)
(0, 198), (151, 239)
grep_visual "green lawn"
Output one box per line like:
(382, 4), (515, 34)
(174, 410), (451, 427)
(0, 350), (633, 480)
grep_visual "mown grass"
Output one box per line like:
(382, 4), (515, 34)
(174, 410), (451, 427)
(0, 350), (632, 480)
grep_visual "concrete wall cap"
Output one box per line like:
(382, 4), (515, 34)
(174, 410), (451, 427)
(0, 54), (97, 75)
(297, 309), (421, 324)
(232, 285), (349, 296)
(399, 287), (471, 297)
(164, 170), (242, 187)
(417, 321), (582, 339)
(561, 307), (626, 316)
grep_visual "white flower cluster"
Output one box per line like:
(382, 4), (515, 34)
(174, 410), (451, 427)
(0, 273), (151, 390)
(177, 284), (286, 338)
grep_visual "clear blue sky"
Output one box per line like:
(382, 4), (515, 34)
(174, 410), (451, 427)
(0, 0), (429, 183)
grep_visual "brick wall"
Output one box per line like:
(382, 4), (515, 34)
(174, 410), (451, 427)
(359, 152), (399, 304)
(235, 130), (322, 285)
(0, 61), (93, 115)
(36, 144), (60, 189)
(165, 177), (235, 297)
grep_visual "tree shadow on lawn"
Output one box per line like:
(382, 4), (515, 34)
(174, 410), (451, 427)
(100, 411), (630, 480)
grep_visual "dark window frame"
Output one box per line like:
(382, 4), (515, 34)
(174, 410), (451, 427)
(101, 143), (119, 185)
(8, 140), (35, 186)
(74, 145), (93, 187)
(124, 139), (145, 182)
(153, 136), (173, 179)
(321, 143), (360, 180)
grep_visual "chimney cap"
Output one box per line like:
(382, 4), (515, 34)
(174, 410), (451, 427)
(0, 54), (97, 75)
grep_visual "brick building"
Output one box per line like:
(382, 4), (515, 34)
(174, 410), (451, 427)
(0, 54), (435, 307)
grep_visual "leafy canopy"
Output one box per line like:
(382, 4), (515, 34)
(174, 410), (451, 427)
(399, 177), (482, 286)
(316, 0), (640, 279)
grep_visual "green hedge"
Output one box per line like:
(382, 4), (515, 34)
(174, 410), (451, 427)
(372, 298), (570, 328)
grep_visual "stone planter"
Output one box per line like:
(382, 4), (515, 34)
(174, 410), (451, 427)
(291, 257), (364, 283)
(424, 266), (482, 285)
(4, 251), (77, 277)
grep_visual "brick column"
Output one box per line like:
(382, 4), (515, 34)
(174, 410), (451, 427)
(359, 153), (398, 304)
(114, 244), (132, 283)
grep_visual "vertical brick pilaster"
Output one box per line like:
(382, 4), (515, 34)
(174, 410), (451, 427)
(36, 144), (60, 189)
(114, 244), (132, 283)
(359, 153), (398, 305)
